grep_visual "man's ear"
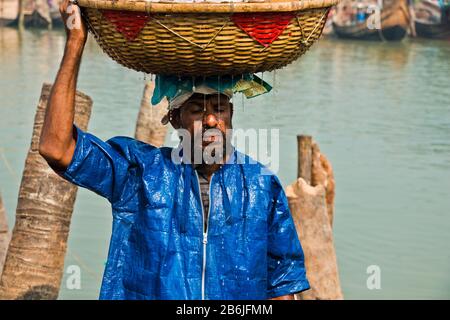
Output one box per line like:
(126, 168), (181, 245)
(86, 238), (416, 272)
(169, 110), (181, 129)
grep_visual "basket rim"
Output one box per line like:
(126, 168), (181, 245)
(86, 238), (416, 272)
(77, 0), (339, 13)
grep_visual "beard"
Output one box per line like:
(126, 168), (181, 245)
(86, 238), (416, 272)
(190, 126), (231, 165)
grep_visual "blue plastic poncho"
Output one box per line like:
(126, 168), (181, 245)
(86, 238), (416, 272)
(62, 126), (310, 299)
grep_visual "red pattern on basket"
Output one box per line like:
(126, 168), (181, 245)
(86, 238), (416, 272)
(232, 12), (295, 47)
(101, 10), (151, 41)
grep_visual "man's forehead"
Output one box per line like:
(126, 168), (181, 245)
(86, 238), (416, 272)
(186, 93), (231, 104)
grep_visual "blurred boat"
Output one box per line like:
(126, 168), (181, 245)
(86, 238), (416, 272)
(48, 0), (63, 28)
(414, 0), (450, 39)
(332, 0), (411, 41)
(25, 0), (51, 28)
(322, 6), (337, 37)
(0, 0), (18, 26)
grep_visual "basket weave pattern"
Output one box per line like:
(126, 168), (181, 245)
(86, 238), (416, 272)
(81, 2), (333, 75)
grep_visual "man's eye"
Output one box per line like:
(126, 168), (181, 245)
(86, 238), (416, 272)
(187, 105), (203, 113)
(215, 105), (228, 112)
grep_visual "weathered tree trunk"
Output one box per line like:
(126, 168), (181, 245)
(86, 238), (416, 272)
(287, 136), (343, 300)
(134, 81), (169, 147)
(0, 83), (92, 300)
(311, 142), (335, 227)
(0, 194), (10, 276)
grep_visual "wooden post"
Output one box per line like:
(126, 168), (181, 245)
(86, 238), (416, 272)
(17, 0), (25, 28)
(287, 137), (343, 300)
(134, 81), (169, 147)
(297, 135), (312, 184)
(311, 142), (336, 227)
(0, 194), (9, 276)
(0, 83), (92, 300)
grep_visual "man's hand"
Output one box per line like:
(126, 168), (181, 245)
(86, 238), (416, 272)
(60, 0), (88, 46)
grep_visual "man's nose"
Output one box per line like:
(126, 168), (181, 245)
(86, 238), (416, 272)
(203, 114), (218, 128)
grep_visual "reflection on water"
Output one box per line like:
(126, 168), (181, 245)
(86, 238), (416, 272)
(0, 27), (449, 299)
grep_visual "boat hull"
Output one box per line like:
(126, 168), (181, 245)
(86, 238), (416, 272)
(333, 22), (407, 40)
(332, 0), (411, 41)
(0, 18), (15, 26)
(415, 20), (450, 39)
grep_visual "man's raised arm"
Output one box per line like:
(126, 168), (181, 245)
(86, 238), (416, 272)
(39, 0), (88, 171)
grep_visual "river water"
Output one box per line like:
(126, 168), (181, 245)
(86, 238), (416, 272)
(0, 27), (449, 299)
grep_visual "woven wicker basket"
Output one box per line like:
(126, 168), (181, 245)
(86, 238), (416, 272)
(78, 0), (338, 76)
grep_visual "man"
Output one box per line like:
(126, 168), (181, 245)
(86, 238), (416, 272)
(39, 0), (309, 299)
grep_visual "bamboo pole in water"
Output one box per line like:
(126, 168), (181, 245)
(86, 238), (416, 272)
(134, 81), (169, 147)
(0, 83), (92, 300)
(297, 135), (312, 185)
(17, 0), (25, 27)
(286, 135), (343, 299)
(0, 194), (10, 276)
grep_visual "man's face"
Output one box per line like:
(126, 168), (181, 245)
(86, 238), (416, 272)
(170, 93), (233, 164)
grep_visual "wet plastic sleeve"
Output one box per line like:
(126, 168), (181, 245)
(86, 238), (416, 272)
(62, 125), (131, 203)
(267, 176), (310, 298)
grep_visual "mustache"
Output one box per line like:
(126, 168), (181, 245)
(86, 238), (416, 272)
(189, 121), (232, 148)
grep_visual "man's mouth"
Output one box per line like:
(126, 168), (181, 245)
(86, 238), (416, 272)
(203, 134), (220, 143)
(202, 128), (224, 146)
